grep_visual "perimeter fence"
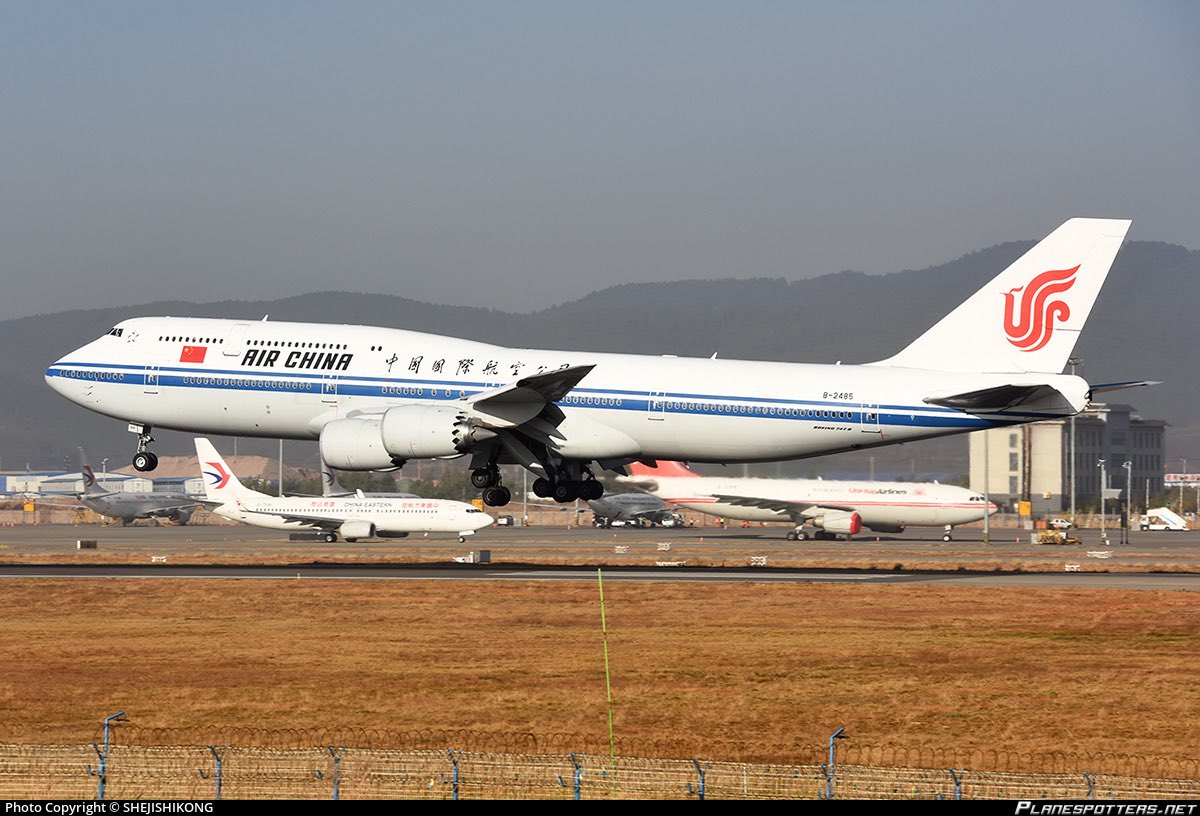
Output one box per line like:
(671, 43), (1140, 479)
(1, 725), (1197, 800)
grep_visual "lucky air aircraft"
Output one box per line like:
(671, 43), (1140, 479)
(621, 460), (996, 541)
(46, 219), (1145, 508)
(196, 438), (493, 542)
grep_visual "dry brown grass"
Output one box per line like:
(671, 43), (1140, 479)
(0, 579), (1196, 763)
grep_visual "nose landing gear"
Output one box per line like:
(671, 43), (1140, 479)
(129, 424), (158, 472)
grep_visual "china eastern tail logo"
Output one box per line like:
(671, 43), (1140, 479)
(1002, 265), (1079, 352)
(204, 461), (231, 489)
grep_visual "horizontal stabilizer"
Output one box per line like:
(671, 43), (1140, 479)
(923, 384), (1062, 413)
(1088, 380), (1162, 395)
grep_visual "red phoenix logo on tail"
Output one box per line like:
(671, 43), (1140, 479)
(1002, 265), (1079, 352)
(204, 461), (231, 489)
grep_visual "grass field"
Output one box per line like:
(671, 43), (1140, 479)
(1, 579), (1196, 763)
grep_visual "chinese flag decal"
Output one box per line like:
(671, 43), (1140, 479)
(180, 345), (207, 363)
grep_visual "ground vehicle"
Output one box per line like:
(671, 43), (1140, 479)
(1035, 530), (1081, 546)
(1048, 518), (1072, 530)
(1139, 508), (1189, 531)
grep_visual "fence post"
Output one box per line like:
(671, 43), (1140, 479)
(568, 752), (584, 800)
(949, 768), (962, 800)
(690, 758), (708, 800)
(95, 710), (126, 800)
(447, 749), (460, 800)
(208, 746), (224, 800)
(327, 747), (344, 800)
(1084, 771), (1095, 799)
(824, 727), (847, 800)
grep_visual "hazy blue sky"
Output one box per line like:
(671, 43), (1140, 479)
(3, 1), (1197, 319)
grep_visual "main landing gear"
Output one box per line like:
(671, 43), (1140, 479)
(473, 467), (512, 507)
(530, 471), (604, 504)
(129, 424), (158, 472)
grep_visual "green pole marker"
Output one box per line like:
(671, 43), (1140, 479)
(598, 567), (616, 763)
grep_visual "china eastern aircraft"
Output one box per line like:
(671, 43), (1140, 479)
(196, 438), (493, 542)
(46, 218), (1145, 508)
(621, 461), (995, 541)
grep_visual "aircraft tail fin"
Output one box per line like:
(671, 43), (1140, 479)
(320, 462), (350, 497)
(77, 447), (109, 496)
(194, 438), (260, 503)
(628, 460), (698, 479)
(873, 218), (1131, 374)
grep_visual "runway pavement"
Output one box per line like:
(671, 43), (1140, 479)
(0, 522), (1197, 589)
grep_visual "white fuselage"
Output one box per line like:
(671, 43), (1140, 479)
(214, 494), (493, 535)
(633, 475), (995, 529)
(46, 317), (1087, 465)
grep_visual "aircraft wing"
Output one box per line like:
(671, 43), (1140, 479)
(142, 502), (203, 516)
(468, 365), (596, 427)
(709, 493), (856, 520)
(240, 506), (341, 531)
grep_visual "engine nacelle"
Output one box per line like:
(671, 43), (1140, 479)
(339, 520), (376, 541)
(320, 418), (395, 470)
(381, 404), (494, 459)
(814, 510), (862, 536)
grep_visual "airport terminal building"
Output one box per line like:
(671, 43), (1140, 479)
(969, 403), (1166, 515)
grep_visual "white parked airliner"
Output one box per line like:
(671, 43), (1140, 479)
(621, 461), (996, 541)
(195, 438), (493, 543)
(47, 219), (1146, 508)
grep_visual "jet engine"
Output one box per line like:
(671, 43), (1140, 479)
(320, 418), (394, 470)
(320, 405), (497, 471)
(339, 520), (376, 542)
(380, 405), (494, 459)
(813, 510), (862, 536)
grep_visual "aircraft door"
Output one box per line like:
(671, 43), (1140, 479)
(321, 375), (338, 406)
(144, 366), (160, 395)
(647, 391), (667, 421)
(860, 403), (881, 433)
(223, 324), (250, 357)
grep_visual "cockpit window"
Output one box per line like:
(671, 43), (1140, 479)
(107, 328), (123, 337)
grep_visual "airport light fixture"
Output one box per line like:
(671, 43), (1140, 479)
(1179, 459), (1187, 514)
(1097, 459), (1107, 542)
(982, 429), (990, 546)
(1068, 357), (1081, 525)
(1122, 460), (1132, 545)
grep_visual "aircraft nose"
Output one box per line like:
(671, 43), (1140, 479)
(45, 356), (70, 397)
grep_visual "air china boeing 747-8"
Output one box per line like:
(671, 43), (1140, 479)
(46, 218), (1145, 507)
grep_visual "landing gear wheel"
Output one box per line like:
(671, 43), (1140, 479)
(532, 477), (553, 498)
(580, 480), (604, 501)
(324, 532), (338, 543)
(942, 533), (952, 542)
(482, 486), (512, 507)
(471, 468), (500, 489)
(552, 481), (580, 503)
(132, 451), (158, 472)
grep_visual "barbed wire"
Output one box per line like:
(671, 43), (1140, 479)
(0, 721), (1194, 781)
